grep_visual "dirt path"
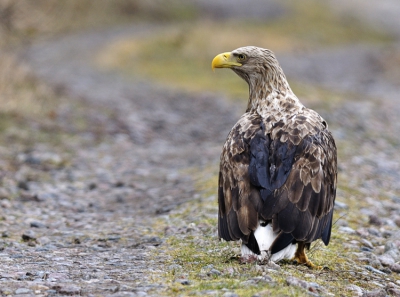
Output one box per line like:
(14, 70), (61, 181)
(0, 25), (241, 296)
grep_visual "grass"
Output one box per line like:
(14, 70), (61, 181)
(148, 166), (400, 296)
(95, 0), (392, 100)
(0, 0), (196, 132)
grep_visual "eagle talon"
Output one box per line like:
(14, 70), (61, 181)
(292, 242), (323, 270)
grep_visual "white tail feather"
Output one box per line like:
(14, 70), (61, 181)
(241, 222), (296, 262)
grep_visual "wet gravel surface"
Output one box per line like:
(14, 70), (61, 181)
(1, 3), (400, 296)
(0, 25), (242, 296)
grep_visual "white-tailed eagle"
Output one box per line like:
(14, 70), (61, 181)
(212, 46), (337, 268)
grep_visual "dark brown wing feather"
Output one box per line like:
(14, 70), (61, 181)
(218, 110), (337, 253)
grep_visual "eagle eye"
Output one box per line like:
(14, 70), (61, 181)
(237, 54), (246, 61)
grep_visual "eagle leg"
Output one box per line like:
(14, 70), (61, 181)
(292, 242), (321, 269)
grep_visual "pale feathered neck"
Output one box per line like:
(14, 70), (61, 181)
(243, 62), (302, 115)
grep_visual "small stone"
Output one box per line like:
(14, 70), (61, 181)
(201, 290), (219, 296)
(346, 284), (363, 296)
(17, 181), (29, 191)
(88, 182), (97, 190)
(304, 273), (316, 279)
(387, 288), (400, 297)
(383, 230), (394, 238)
(390, 263), (400, 273)
(338, 226), (355, 234)
(30, 221), (46, 228)
(369, 214), (383, 226)
(222, 293), (239, 297)
(361, 239), (374, 249)
(0, 188), (9, 199)
(286, 276), (308, 289)
(0, 288), (13, 295)
(361, 246), (373, 252)
(365, 265), (386, 275)
(241, 279), (257, 286)
(22, 230), (36, 241)
(32, 284), (49, 292)
(208, 268), (221, 276)
(54, 285), (81, 295)
(356, 228), (369, 237)
(169, 264), (182, 271)
(385, 241), (398, 253)
(362, 289), (386, 297)
(395, 217), (400, 228)
(48, 272), (68, 281)
(36, 192), (53, 201)
(15, 288), (32, 294)
(378, 254), (395, 267)
(368, 228), (381, 237)
(177, 279), (190, 285)
(0, 199), (11, 208)
(334, 200), (348, 209)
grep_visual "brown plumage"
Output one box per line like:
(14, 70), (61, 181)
(212, 46), (337, 267)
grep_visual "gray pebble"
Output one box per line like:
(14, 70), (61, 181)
(241, 279), (257, 286)
(222, 293), (239, 297)
(208, 269), (221, 276)
(176, 279), (190, 285)
(334, 200), (348, 209)
(365, 265), (386, 275)
(378, 254), (395, 266)
(385, 241), (398, 253)
(361, 239), (374, 249)
(168, 264), (182, 271)
(30, 221), (46, 228)
(346, 284), (363, 296)
(362, 288), (386, 297)
(368, 228), (381, 237)
(56, 285), (81, 295)
(286, 276), (309, 289)
(356, 228), (370, 237)
(201, 290), (219, 295)
(36, 192), (53, 201)
(387, 287), (400, 297)
(0, 188), (9, 199)
(395, 217), (400, 228)
(369, 214), (383, 226)
(338, 226), (356, 234)
(15, 288), (32, 295)
(22, 230), (36, 241)
(390, 263), (400, 273)
(0, 199), (11, 208)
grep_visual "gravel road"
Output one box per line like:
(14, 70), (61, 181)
(1, 1), (400, 296)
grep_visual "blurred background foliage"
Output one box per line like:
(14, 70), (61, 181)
(0, 0), (395, 122)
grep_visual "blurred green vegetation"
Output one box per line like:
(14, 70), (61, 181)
(0, 0), (195, 122)
(95, 0), (391, 101)
(149, 166), (395, 297)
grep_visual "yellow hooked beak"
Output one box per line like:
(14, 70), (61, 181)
(211, 52), (242, 71)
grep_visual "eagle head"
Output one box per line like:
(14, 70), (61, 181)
(211, 46), (283, 84)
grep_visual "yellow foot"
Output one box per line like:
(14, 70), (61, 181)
(291, 256), (322, 269)
(292, 242), (322, 269)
